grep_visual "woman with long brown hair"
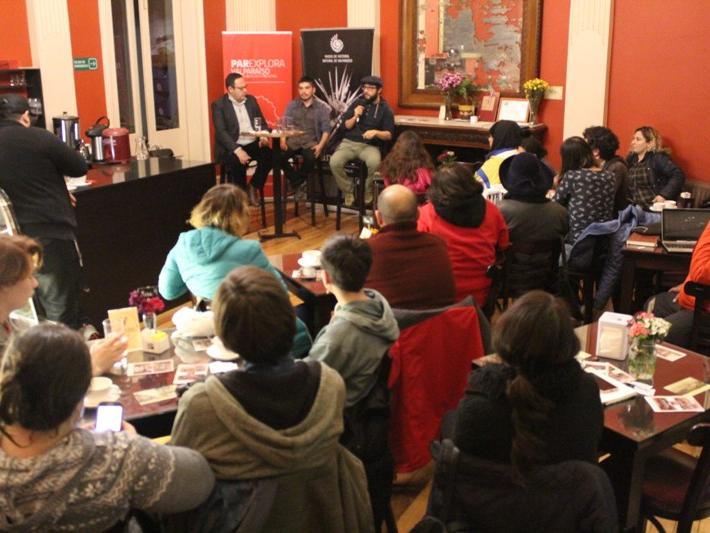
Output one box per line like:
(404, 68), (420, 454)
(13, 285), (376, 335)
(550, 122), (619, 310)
(379, 131), (434, 195)
(453, 291), (602, 477)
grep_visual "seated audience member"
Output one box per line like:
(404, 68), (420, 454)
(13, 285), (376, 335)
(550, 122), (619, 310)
(307, 235), (399, 408)
(170, 267), (372, 531)
(520, 135), (555, 175)
(498, 152), (568, 243)
(453, 291), (603, 469)
(583, 125), (629, 213)
(647, 221), (710, 347)
(554, 136), (615, 244)
(0, 234), (127, 374)
(158, 184), (311, 356)
(0, 323), (214, 531)
(366, 184), (456, 309)
(626, 125), (685, 207)
(418, 164), (509, 309)
(379, 130), (434, 196)
(475, 120), (522, 188)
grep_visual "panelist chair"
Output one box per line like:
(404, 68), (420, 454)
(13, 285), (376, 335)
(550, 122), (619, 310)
(218, 162), (267, 228)
(685, 281), (710, 356)
(639, 423), (710, 533)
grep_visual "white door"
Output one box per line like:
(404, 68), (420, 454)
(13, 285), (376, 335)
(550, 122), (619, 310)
(99, 0), (208, 159)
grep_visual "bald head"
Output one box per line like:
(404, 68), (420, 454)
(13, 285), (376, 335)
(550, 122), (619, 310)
(377, 184), (418, 226)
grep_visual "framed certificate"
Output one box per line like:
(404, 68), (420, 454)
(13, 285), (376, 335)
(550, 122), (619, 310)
(478, 92), (500, 122)
(497, 97), (530, 123)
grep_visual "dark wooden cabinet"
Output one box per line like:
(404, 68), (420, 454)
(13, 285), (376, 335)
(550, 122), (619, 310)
(0, 68), (46, 128)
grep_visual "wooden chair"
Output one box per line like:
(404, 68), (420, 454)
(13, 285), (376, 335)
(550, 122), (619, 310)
(685, 281), (710, 356)
(639, 423), (710, 533)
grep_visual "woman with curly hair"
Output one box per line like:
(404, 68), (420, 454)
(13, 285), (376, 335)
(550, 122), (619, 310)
(626, 126), (685, 207)
(379, 130), (434, 196)
(453, 291), (603, 476)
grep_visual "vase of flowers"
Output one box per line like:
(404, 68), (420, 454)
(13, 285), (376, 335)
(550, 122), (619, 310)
(437, 150), (457, 167)
(456, 77), (478, 119)
(437, 72), (464, 121)
(129, 285), (165, 331)
(627, 312), (671, 380)
(523, 78), (549, 124)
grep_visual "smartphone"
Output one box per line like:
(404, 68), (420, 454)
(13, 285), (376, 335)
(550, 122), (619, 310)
(95, 401), (124, 432)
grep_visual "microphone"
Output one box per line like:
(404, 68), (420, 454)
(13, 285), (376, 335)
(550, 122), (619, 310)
(355, 98), (370, 123)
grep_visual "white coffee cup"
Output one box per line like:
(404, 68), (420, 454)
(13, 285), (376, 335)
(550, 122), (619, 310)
(652, 201), (665, 211)
(301, 250), (321, 267)
(470, 116), (479, 124)
(86, 376), (112, 402)
(301, 266), (317, 279)
(664, 200), (677, 209)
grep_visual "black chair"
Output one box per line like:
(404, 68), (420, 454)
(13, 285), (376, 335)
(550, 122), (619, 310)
(639, 423), (710, 533)
(498, 238), (564, 309)
(685, 281), (710, 356)
(218, 162), (267, 228)
(420, 439), (618, 532)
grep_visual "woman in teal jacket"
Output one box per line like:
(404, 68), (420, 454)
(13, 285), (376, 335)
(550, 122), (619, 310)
(159, 184), (312, 356)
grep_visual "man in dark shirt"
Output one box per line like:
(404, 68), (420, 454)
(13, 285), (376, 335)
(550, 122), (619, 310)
(329, 76), (394, 206)
(0, 94), (88, 328)
(366, 184), (456, 309)
(279, 76), (331, 189)
(211, 73), (272, 203)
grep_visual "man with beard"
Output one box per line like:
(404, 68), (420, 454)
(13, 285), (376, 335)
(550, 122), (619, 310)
(278, 76), (331, 190)
(329, 76), (394, 206)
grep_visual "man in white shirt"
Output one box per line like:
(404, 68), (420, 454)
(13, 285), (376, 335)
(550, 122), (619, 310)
(211, 73), (272, 203)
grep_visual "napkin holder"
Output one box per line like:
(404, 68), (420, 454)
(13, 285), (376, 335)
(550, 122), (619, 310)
(596, 311), (633, 360)
(142, 329), (170, 354)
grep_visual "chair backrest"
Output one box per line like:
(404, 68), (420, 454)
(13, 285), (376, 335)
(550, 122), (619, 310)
(425, 439), (618, 533)
(388, 305), (484, 473)
(500, 238), (563, 302)
(677, 423), (710, 531)
(685, 282), (710, 356)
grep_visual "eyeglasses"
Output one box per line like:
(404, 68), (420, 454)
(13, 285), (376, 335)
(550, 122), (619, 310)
(232, 84), (247, 91)
(361, 84), (379, 90)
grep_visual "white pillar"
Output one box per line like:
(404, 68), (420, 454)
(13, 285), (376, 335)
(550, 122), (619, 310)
(226, 0), (276, 31)
(25, 0), (77, 129)
(563, 0), (614, 138)
(347, 0), (380, 75)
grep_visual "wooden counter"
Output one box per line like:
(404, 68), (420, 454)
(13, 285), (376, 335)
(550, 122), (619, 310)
(74, 158), (215, 326)
(394, 115), (547, 151)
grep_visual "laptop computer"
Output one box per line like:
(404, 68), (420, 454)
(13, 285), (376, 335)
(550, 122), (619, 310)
(661, 208), (710, 253)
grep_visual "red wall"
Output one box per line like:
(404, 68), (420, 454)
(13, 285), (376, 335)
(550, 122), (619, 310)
(203, 0), (227, 158)
(0, 0), (32, 66)
(607, 0), (710, 184)
(275, 0), (348, 93)
(67, 0), (108, 140)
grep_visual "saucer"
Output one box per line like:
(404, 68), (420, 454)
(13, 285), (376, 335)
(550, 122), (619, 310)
(84, 384), (121, 408)
(207, 337), (240, 361)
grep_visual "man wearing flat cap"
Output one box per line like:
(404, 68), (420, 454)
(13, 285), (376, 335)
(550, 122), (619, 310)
(329, 75), (394, 206)
(0, 94), (88, 328)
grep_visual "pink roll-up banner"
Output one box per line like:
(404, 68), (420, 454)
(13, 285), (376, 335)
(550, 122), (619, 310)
(222, 31), (292, 128)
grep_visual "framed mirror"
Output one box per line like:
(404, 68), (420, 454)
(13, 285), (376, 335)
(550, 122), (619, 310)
(400, 0), (543, 108)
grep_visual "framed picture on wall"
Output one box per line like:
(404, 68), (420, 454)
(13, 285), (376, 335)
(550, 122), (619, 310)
(497, 97), (530, 123)
(478, 92), (500, 122)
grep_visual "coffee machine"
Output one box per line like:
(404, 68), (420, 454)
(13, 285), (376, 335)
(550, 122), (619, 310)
(53, 113), (81, 149)
(86, 116), (110, 163)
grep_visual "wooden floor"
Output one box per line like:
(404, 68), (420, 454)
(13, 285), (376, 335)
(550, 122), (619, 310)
(167, 202), (710, 533)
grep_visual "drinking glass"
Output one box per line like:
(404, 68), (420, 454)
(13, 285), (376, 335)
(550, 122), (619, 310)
(102, 318), (128, 372)
(28, 98), (42, 116)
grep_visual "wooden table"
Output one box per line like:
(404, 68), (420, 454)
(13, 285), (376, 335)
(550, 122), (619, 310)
(269, 252), (335, 336)
(619, 243), (691, 313)
(580, 323), (710, 531)
(75, 158), (215, 326)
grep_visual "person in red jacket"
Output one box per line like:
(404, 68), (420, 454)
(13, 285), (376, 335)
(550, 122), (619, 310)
(366, 184), (456, 310)
(417, 164), (509, 311)
(648, 221), (710, 347)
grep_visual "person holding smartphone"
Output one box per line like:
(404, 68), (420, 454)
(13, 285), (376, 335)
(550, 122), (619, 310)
(0, 323), (215, 531)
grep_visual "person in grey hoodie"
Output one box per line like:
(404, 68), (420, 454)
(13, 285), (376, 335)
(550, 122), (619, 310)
(306, 234), (400, 407)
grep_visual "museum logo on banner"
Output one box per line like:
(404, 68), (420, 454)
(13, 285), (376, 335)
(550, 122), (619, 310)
(301, 28), (374, 122)
(222, 31), (292, 126)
